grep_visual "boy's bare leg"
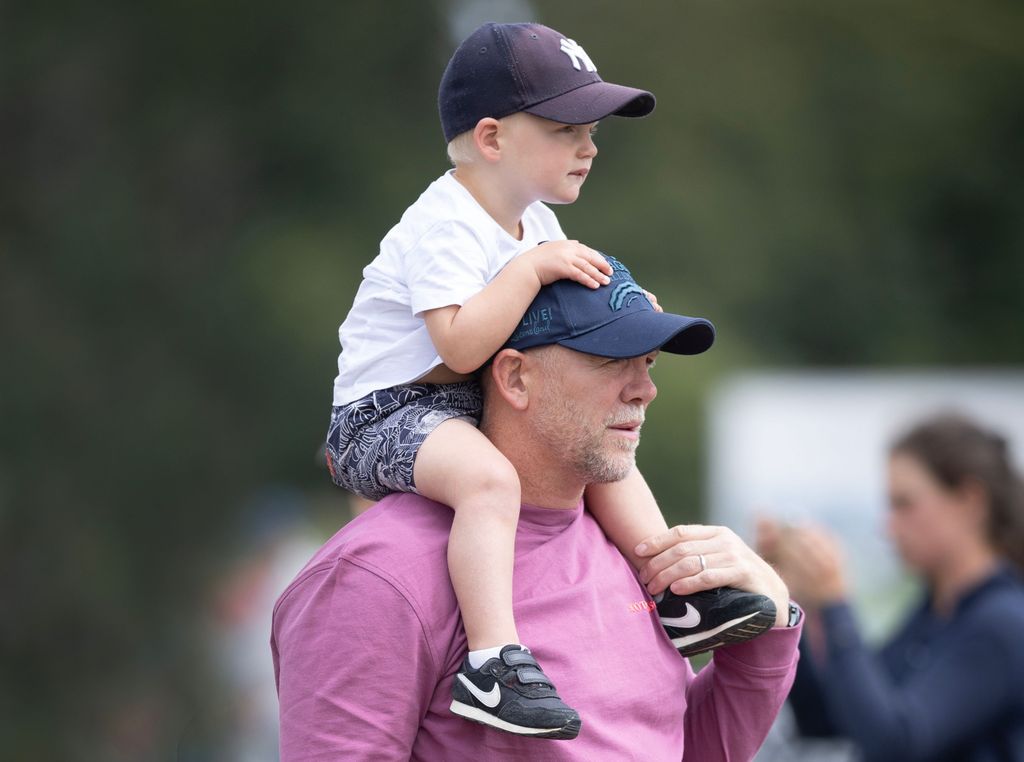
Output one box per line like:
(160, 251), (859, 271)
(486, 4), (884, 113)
(414, 418), (521, 650)
(421, 423), (579, 736)
(585, 465), (668, 575)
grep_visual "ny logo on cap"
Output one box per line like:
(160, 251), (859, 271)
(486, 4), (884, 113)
(559, 38), (597, 72)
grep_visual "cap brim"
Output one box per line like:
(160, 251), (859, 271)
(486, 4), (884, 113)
(556, 310), (715, 358)
(525, 81), (655, 124)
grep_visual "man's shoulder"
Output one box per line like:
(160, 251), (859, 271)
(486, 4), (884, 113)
(276, 493), (455, 612)
(271, 495), (462, 705)
(303, 493), (452, 575)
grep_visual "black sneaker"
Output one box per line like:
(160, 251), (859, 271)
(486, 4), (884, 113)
(450, 645), (581, 740)
(657, 587), (777, 657)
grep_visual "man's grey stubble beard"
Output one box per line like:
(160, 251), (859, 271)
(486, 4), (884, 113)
(535, 393), (640, 485)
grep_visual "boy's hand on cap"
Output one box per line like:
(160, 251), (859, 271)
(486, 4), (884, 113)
(643, 290), (663, 313)
(524, 240), (612, 290)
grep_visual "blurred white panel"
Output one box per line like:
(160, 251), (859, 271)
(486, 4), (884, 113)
(708, 370), (1024, 639)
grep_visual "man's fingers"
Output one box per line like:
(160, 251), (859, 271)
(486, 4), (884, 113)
(667, 567), (731, 596)
(635, 524), (720, 557)
(637, 538), (719, 585)
(646, 550), (745, 595)
(633, 524), (789, 615)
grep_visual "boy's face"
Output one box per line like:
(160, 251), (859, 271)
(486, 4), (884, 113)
(499, 113), (599, 206)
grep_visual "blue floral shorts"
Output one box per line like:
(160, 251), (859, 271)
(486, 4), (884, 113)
(325, 381), (483, 501)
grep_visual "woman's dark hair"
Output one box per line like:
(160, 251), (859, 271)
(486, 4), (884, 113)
(892, 414), (1024, 573)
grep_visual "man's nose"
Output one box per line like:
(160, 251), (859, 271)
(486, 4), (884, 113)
(623, 360), (657, 405)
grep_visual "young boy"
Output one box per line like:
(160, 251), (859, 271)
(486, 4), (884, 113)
(327, 22), (776, 740)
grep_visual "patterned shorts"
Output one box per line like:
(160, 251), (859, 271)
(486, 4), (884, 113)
(325, 380), (483, 501)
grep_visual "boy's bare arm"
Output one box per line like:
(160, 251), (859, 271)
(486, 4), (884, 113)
(586, 467), (668, 572)
(422, 240), (611, 374)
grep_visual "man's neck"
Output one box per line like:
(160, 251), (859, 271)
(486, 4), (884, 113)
(481, 417), (584, 510)
(451, 166), (527, 240)
(517, 460), (586, 511)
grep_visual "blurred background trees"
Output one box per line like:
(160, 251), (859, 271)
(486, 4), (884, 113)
(2, 0), (1022, 757)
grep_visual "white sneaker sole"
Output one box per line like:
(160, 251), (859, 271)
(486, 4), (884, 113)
(666, 610), (771, 650)
(449, 700), (580, 739)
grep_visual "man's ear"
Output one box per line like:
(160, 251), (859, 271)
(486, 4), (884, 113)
(473, 117), (502, 163)
(487, 349), (530, 410)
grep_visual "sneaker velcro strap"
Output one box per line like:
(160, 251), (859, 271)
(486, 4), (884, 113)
(502, 650), (540, 668)
(515, 666), (553, 687)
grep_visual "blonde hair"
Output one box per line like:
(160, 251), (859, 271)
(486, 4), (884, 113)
(445, 129), (477, 166)
(446, 114), (526, 166)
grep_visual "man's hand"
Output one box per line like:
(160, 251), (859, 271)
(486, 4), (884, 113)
(521, 240), (612, 289)
(635, 525), (790, 627)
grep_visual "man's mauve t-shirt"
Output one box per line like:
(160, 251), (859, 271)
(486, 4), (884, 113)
(272, 493), (800, 761)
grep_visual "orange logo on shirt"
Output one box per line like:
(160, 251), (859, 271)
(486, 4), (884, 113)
(628, 600), (656, 614)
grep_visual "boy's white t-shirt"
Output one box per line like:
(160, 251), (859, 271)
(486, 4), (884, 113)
(333, 170), (566, 406)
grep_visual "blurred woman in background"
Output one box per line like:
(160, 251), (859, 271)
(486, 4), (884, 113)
(760, 414), (1024, 762)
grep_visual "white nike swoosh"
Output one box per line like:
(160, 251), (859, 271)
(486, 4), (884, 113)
(457, 673), (501, 708)
(660, 602), (701, 629)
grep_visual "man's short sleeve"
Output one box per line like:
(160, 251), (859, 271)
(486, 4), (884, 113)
(273, 559), (439, 761)
(404, 220), (492, 316)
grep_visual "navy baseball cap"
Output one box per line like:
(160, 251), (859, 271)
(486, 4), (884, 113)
(439, 22), (655, 143)
(505, 255), (715, 358)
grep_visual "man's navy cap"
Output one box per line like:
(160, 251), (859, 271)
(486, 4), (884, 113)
(439, 22), (655, 143)
(505, 255), (715, 358)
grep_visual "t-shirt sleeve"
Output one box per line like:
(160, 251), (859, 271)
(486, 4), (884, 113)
(404, 220), (491, 316)
(682, 624), (802, 762)
(272, 559), (438, 761)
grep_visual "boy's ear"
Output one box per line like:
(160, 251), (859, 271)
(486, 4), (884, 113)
(473, 117), (502, 162)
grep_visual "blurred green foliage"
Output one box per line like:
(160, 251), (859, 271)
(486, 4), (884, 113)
(2, 0), (1022, 757)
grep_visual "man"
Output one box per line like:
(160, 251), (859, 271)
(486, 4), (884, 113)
(272, 257), (802, 760)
